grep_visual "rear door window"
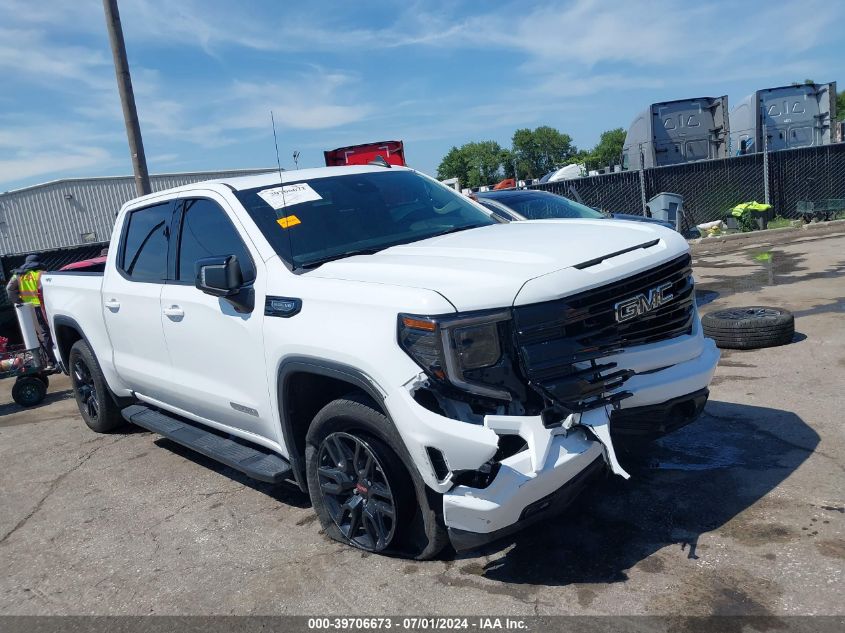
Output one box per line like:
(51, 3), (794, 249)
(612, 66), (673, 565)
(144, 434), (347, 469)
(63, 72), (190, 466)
(119, 202), (173, 282)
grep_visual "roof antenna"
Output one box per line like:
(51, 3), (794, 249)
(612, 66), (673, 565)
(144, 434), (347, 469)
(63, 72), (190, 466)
(271, 111), (285, 186)
(271, 110), (294, 265)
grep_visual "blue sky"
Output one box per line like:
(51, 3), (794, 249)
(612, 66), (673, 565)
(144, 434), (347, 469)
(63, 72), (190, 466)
(1, 0), (842, 191)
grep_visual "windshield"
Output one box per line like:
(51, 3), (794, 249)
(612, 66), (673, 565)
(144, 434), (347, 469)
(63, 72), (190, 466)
(235, 170), (495, 269)
(495, 192), (604, 220)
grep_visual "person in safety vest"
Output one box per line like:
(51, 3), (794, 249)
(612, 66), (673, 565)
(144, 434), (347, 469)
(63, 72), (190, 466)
(6, 254), (55, 365)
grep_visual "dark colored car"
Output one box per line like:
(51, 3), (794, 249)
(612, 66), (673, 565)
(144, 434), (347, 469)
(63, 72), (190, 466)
(475, 189), (675, 230)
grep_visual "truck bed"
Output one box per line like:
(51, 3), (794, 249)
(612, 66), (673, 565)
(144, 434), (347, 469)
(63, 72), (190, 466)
(41, 270), (106, 369)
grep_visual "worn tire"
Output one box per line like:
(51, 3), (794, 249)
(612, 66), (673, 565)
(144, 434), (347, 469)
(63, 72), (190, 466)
(68, 339), (125, 433)
(702, 306), (795, 350)
(12, 376), (47, 407)
(305, 395), (448, 560)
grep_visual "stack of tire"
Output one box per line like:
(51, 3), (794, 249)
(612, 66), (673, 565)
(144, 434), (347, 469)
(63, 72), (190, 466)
(702, 307), (795, 350)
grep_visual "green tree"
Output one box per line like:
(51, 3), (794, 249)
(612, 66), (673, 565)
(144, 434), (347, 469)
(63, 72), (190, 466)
(562, 149), (591, 167)
(500, 148), (519, 179)
(436, 145), (470, 183)
(436, 141), (504, 188)
(589, 128), (626, 169)
(511, 126), (575, 178)
(464, 141), (505, 187)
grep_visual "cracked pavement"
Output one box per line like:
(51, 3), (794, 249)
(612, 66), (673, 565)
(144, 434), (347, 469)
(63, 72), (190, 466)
(0, 232), (842, 615)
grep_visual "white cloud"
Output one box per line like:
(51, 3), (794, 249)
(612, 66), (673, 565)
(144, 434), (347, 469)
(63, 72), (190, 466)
(0, 147), (111, 186)
(0, 27), (112, 90)
(224, 72), (372, 131)
(1, 0), (841, 188)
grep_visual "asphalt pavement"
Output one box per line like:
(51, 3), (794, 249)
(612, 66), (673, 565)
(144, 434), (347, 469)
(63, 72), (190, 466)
(0, 232), (842, 616)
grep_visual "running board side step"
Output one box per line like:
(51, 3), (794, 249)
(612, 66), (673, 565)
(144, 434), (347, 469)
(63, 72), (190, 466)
(121, 404), (292, 484)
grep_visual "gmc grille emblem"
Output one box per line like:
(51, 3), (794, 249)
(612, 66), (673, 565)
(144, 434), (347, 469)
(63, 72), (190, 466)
(614, 282), (674, 323)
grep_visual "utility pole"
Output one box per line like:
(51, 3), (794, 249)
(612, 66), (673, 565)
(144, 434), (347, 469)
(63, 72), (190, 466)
(103, 0), (150, 196)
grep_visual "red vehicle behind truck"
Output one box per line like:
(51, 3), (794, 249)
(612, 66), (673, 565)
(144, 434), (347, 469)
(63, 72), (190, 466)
(324, 140), (406, 167)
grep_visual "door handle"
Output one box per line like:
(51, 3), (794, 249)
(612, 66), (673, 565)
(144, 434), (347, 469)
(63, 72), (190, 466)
(104, 299), (121, 310)
(163, 305), (184, 318)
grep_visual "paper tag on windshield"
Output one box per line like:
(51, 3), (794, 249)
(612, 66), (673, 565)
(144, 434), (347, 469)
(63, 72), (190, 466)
(258, 183), (322, 210)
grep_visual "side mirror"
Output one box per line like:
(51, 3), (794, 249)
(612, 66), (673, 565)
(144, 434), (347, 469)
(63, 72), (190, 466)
(195, 255), (254, 313)
(195, 255), (243, 297)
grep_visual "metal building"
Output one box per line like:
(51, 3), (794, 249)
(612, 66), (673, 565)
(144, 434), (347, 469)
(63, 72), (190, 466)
(0, 168), (274, 260)
(0, 168), (275, 329)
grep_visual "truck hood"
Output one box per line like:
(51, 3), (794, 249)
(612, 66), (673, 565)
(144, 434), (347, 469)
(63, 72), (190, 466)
(309, 220), (686, 312)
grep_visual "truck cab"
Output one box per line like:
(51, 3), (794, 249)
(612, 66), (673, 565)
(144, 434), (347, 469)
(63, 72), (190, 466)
(622, 96), (730, 170)
(730, 82), (838, 154)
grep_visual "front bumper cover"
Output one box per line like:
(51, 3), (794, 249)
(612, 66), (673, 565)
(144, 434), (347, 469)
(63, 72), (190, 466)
(441, 408), (615, 543)
(448, 454), (606, 551)
(439, 338), (718, 548)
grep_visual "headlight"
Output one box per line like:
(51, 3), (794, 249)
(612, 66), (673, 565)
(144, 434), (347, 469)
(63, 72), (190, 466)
(398, 310), (511, 400)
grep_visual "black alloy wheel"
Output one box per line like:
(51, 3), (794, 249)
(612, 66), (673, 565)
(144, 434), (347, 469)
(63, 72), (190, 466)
(72, 357), (100, 422)
(316, 432), (397, 552)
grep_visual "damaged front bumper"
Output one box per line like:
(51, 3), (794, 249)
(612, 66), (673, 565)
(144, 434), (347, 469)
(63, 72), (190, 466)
(442, 405), (623, 551)
(386, 320), (719, 551)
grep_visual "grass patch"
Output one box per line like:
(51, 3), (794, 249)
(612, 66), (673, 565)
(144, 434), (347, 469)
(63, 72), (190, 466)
(767, 216), (795, 230)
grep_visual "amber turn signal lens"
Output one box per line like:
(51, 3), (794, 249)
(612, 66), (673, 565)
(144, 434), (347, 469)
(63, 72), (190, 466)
(401, 316), (437, 331)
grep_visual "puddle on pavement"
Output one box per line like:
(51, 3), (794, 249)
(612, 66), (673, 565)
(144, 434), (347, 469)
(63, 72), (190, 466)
(752, 251), (776, 285)
(695, 248), (821, 297)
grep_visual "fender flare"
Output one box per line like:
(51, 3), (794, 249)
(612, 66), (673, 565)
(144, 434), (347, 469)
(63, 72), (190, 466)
(276, 357), (387, 491)
(52, 315), (92, 370)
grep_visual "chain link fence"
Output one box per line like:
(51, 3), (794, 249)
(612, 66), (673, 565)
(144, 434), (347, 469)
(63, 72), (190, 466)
(769, 144), (845, 219)
(530, 170), (643, 216)
(531, 142), (845, 227)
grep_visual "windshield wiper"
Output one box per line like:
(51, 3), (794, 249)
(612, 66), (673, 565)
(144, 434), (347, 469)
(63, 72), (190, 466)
(299, 225), (487, 269)
(299, 247), (387, 269)
(426, 224), (485, 239)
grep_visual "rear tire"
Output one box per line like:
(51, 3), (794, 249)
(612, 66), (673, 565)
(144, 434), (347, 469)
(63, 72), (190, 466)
(702, 306), (795, 350)
(305, 396), (448, 559)
(68, 340), (124, 433)
(12, 376), (47, 407)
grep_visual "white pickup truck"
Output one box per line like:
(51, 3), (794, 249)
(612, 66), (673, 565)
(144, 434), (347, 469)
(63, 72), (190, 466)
(43, 165), (718, 558)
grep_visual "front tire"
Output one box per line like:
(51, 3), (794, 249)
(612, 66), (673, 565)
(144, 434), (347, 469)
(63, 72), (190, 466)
(305, 396), (448, 559)
(68, 340), (124, 433)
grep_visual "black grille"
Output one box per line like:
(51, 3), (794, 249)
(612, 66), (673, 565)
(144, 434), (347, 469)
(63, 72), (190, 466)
(512, 254), (694, 412)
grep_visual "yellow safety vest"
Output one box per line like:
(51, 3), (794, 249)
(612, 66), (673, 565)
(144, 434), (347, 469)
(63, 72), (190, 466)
(18, 270), (41, 306)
